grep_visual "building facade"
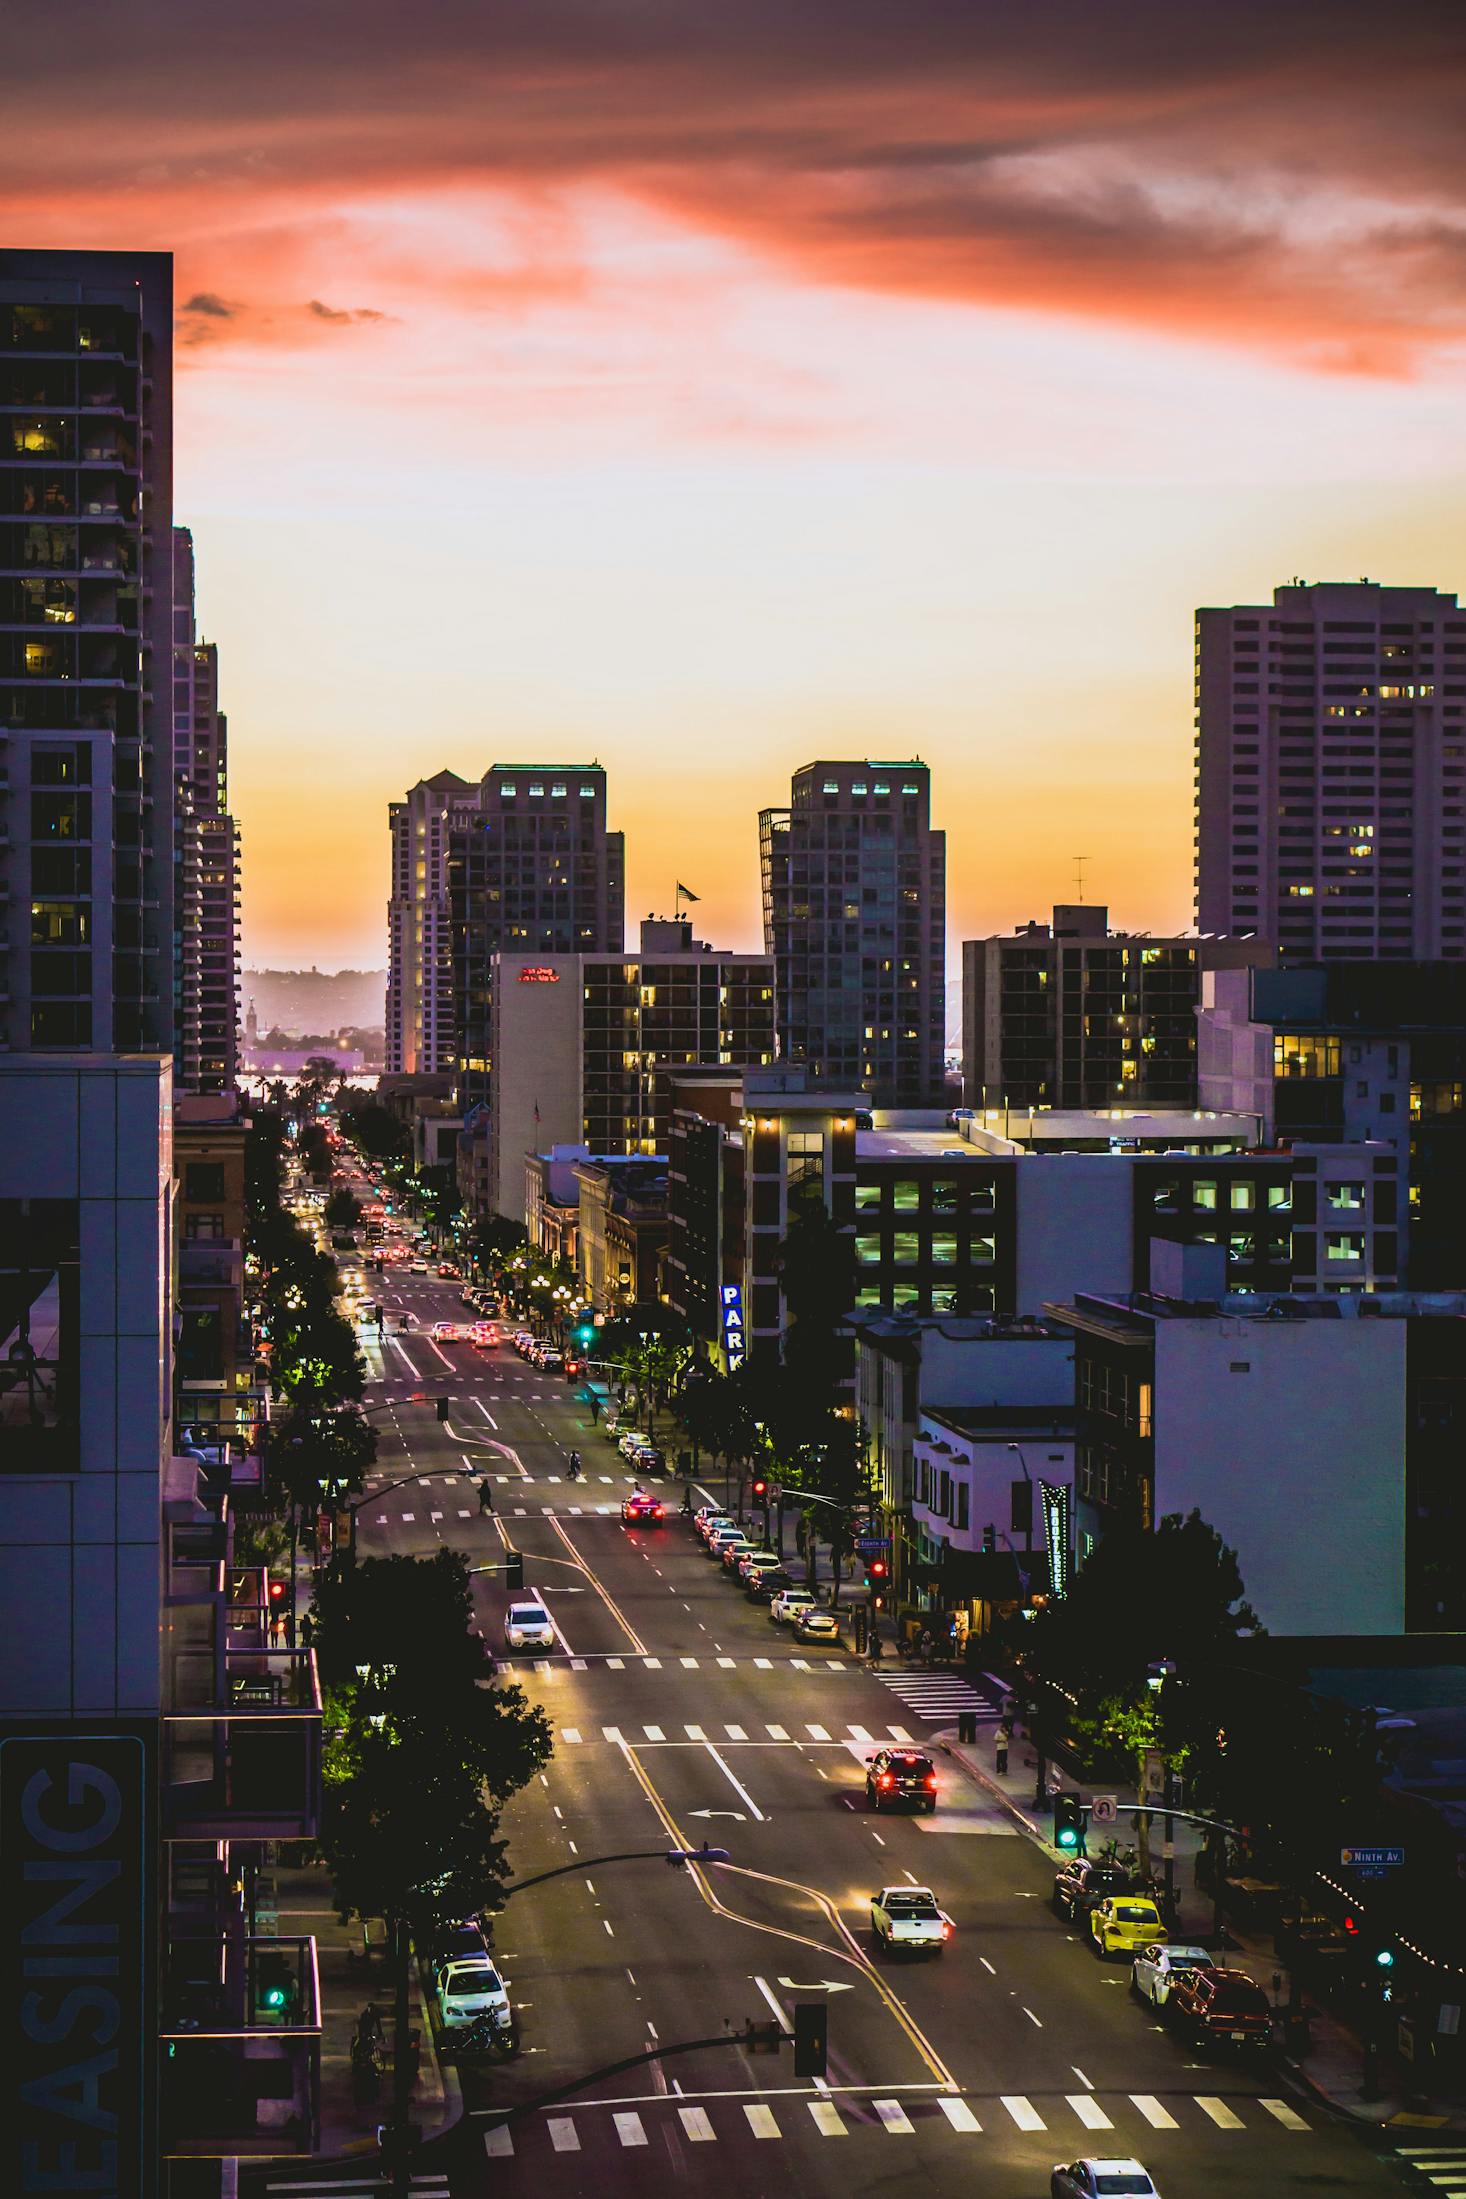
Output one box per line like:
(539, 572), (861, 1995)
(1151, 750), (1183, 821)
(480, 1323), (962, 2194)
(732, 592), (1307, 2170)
(962, 902), (1270, 1111)
(385, 769), (476, 1074)
(486, 924), (776, 1222)
(449, 763), (623, 1113)
(0, 249), (176, 1055)
(172, 526), (240, 1093)
(1195, 580), (1466, 961)
(574, 1156), (669, 1312)
(761, 759), (946, 1105)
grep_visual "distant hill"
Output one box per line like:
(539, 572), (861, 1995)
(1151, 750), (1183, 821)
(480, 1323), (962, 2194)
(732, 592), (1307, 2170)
(243, 968), (387, 1036)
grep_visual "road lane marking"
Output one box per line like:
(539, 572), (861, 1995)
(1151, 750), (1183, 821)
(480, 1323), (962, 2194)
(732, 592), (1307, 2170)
(717, 1656), (736, 1668)
(560, 1729), (582, 1745)
(806, 1724), (831, 1741)
(681, 1656), (699, 1668)
(613, 2112), (647, 2147)
(1259, 2098), (1308, 2130)
(1001, 2097), (1045, 2130)
(705, 1743), (765, 1820)
(401, 1512), (415, 1522)
(938, 2097), (982, 2132)
(791, 1658), (810, 1671)
(547, 2118), (580, 2152)
(724, 1724), (748, 1741)
(1067, 2094), (1112, 2129)
(643, 1657), (663, 1670)
(643, 1725), (665, 1741)
(677, 2106), (715, 2142)
(809, 2101), (846, 2137)
(875, 2099), (914, 2134)
(607, 1657), (624, 1669)
(602, 1727), (623, 1742)
(754, 1657), (772, 1669)
(1131, 2095), (1179, 2129)
(1195, 2095), (1244, 2129)
(1023, 2007), (1043, 2027)
(483, 2127), (514, 2156)
(685, 1724), (707, 1741)
(767, 1725), (789, 1740)
(1071, 2067), (1093, 2089)
(744, 2104), (780, 2138)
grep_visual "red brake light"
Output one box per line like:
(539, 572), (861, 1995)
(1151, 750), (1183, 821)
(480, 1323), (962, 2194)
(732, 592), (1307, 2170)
(925, 1774), (938, 1790)
(879, 1773), (893, 1788)
(942, 1921), (953, 1938)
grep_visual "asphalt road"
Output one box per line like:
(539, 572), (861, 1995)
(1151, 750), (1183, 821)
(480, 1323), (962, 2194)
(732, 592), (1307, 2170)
(259, 1230), (1418, 2199)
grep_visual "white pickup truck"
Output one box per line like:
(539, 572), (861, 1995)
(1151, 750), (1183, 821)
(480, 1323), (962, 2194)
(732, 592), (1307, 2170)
(870, 1886), (953, 1956)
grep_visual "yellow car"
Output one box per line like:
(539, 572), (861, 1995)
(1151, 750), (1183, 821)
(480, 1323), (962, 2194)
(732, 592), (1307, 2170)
(1089, 1895), (1167, 1961)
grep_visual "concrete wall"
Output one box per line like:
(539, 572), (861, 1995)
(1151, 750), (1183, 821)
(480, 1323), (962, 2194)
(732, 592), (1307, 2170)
(0, 1056), (172, 1714)
(489, 957), (582, 1221)
(1154, 1315), (1406, 1634)
(1014, 1156), (1136, 1313)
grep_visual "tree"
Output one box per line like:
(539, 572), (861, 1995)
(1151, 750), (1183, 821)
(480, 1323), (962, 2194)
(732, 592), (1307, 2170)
(271, 1403), (378, 1513)
(314, 1551), (553, 1935)
(325, 1186), (360, 1230)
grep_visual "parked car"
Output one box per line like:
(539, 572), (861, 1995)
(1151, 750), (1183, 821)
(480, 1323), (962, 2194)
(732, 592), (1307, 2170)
(1131, 1943), (1212, 2008)
(1166, 1965), (1274, 2052)
(1090, 1896), (1168, 1961)
(792, 1608), (843, 1647)
(746, 1565), (791, 1603)
(1052, 1858), (1133, 1924)
(432, 1920), (489, 1970)
(435, 1957), (511, 2032)
(769, 1587), (817, 1625)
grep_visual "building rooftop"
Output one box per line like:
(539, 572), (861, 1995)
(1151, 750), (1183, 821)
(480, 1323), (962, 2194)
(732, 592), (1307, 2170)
(923, 1405), (1076, 1439)
(1049, 1288), (1466, 1340)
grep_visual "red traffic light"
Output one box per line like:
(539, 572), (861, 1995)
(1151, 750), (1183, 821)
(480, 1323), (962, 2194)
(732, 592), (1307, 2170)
(751, 1478), (768, 1499)
(868, 1557), (888, 1579)
(268, 1580), (286, 1602)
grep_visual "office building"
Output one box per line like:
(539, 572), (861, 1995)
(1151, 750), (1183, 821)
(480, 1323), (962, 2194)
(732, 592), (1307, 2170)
(0, 249), (176, 1054)
(1047, 1262), (1466, 1634)
(385, 769), (476, 1074)
(486, 919), (776, 1221)
(449, 763), (624, 1112)
(574, 1155), (669, 1311)
(962, 903), (1269, 1110)
(1195, 579), (1466, 961)
(1200, 961), (1465, 1285)
(172, 526), (241, 1093)
(760, 759), (946, 1105)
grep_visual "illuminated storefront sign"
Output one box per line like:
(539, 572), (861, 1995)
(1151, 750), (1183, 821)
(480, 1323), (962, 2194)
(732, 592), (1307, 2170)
(1039, 1479), (1071, 1599)
(720, 1284), (746, 1371)
(517, 967), (561, 984)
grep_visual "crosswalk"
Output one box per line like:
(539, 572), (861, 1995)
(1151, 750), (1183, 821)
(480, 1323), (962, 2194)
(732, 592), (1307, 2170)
(498, 1652), (867, 1675)
(479, 2088), (1312, 2158)
(559, 1718), (920, 1746)
(875, 1668), (1001, 1723)
(1395, 2141), (1466, 2189)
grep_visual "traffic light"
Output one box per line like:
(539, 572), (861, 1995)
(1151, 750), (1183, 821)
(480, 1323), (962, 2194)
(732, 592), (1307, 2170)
(573, 1320), (595, 1350)
(1374, 1945), (1395, 1972)
(792, 2000), (828, 2080)
(256, 1949), (293, 2015)
(268, 1579), (286, 1607)
(751, 1477), (768, 1501)
(504, 1550), (524, 1592)
(1054, 1792), (1084, 1852)
(864, 1555), (888, 1590)
(982, 1523), (997, 1554)
(436, 1396), (450, 1422)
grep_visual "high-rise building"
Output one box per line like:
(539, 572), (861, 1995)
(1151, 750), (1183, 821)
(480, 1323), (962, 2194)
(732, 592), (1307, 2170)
(760, 759), (946, 1105)
(1195, 580), (1466, 962)
(172, 526), (240, 1092)
(0, 249), (176, 1053)
(384, 768), (476, 1073)
(449, 763), (623, 1111)
(962, 903), (1271, 1111)
(487, 919), (776, 1220)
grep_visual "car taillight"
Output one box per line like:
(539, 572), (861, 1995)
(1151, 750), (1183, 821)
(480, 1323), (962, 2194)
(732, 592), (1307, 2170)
(925, 1774), (938, 1790)
(652, 1506), (663, 1518)
(942, 1921), (953, 1938)
(879, 1773), (893, 1788)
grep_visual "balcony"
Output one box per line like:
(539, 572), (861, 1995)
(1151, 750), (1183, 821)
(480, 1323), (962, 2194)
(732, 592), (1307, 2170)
(165, 1647), (322, 1840)
(161, 1933), (320, 2158)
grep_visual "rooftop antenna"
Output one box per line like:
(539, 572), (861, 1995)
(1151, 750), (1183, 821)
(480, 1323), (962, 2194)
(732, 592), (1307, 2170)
(1073, 854), (1089, 904)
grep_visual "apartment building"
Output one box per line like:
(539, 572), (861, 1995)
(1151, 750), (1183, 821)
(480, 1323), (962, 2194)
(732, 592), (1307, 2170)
(1195, 579), (1466, 961)
(486, 920), (776, 1222)
(173, 526), (240, 1092)
(449, 762), (624, 1113)
(761, 759), (946, 1105)
(0, 249), (176, 1055)
(962, 902), (1269, 1110)
(385, 769), (476, 1073)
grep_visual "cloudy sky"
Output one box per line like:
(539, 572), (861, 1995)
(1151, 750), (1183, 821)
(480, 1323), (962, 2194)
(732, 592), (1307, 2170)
(8, 0), (1466, 968)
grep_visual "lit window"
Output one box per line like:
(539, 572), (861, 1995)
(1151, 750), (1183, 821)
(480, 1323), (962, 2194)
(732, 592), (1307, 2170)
(1230, 1182), (1254, 1210)
(1326, 1182), (1364, 1211)
(891, 1232), (921, 1265)
(1193, 1180), (1218, 1210)
(1326, 1233), (1365, 1260)
(856, 1233), (883, 1266)
(929, 1235), (957, 1265)
(892, 1181), (921, 1210)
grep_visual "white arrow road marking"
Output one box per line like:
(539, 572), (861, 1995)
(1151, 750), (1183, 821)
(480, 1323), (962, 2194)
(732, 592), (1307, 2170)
(776, 1976), (855, 1993)
(688, 1808), (746, 1821)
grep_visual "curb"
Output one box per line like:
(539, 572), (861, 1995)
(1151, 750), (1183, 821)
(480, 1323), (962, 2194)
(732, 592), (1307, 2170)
(932, 1729), (1058, 1853)
(414, 1952), (464, 2140)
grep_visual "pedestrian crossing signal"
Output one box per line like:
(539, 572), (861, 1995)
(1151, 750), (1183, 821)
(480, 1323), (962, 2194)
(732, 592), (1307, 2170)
(1054, 1792), (1084, 1851)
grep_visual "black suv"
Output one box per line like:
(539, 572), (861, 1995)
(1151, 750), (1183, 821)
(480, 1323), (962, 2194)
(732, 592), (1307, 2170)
(1052, 1859), (1132, 1923)
(865, 1749), (939, 1814)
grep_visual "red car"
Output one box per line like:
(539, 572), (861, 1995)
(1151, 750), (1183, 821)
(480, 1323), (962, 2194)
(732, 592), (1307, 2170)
(621, 1490), (665, 1524)
(1166, 1965), (1273, 2052)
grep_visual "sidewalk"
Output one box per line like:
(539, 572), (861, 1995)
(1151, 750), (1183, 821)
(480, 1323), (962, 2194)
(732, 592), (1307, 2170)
(932, 1711), (1466, 2133)
(274, 1855), (461, 2158)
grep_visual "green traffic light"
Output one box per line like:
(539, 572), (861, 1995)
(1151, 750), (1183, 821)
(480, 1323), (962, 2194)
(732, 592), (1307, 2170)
(1375, 1948), (1395, 1969)
(1056, 1827), (1079, 1850)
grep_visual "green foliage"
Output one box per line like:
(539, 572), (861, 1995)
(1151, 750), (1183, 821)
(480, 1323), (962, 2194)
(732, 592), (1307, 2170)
(337, 1096), (412, 1163)
(325, 1186), (361, 1229)
(315, 1551), (553, 1935)
(271, 1403), (378, 1512)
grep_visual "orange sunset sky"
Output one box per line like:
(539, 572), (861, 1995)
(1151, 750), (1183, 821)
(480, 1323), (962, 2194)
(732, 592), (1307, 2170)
(7, 1), (1466, 970)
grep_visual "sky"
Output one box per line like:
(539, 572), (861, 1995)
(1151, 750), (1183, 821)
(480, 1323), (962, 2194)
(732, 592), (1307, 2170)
(7, 1), (1466, 969)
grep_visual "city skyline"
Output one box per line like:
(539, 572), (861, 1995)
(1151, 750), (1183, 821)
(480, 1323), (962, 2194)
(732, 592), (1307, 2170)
(6, 4), (1466, 966)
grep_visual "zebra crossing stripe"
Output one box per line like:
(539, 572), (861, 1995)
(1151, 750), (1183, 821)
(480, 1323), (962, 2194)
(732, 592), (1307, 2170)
(1131, 2095), (1179, 2129)
(1259, 2099), (1308, 2131)
(1195, 2096), (1244, 2130)
(808, 2101), (846, 2137)
(875, 2099), (915, 2135)
(613, 2111), (648, 2147)
(1067, 2094), (1113, 2130)
(548, 2118), (580, 2152)
(678, 2106), (716, 2142)
(938, 2098), (982, 2133)
(483, 2126), (514, 2157)
(745, 2104), (780, 2138)
(1002, 2096), (1045, 2131)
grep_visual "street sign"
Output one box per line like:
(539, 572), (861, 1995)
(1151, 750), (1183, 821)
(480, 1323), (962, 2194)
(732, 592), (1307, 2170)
(1141, 1749), (1166, 1802)
(1090, 1795), (1118, 1826)
(1341, 1846), (1405, 1869)
(856, 1537), (891, 1557)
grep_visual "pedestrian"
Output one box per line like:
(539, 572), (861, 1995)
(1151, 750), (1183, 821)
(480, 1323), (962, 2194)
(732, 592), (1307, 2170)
(869, 1629), (883, 1664)
(995, 1731), (1009, 1777)
(299, 1610), (316, 1651)
(477, 1479), (493, 1515)
(919, 1627), (934, 1666)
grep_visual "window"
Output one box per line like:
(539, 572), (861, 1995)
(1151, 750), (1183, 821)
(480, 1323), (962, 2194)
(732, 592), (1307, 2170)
(1193, 1180), (1218, 1210)
(1275, 1034), (1341, 1078)
(184, 1160), (226, 1203)
(1326, 1182), (1364, 1210)
(856, 1234), (883, 1267)
(1326, 1233), (1365, 1261)
(929, 1234), (957, 1266)
(891, 1232), (921, 1266)
(854, 1183), (882, 1213)
(0, 1198), (80, 1471)
(1229, 1182), (1254, 1210)
(1266, 1185), (1291, 1210)
(184, 1212), (226, 1241)
(969, 1236), (997, 1263)
(892, 1180), (921, 1210)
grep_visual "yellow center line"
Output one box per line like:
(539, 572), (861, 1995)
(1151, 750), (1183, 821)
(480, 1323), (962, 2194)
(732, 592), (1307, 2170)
(546, 1515), (648, 1655)
(615, 1739), (956, 2091)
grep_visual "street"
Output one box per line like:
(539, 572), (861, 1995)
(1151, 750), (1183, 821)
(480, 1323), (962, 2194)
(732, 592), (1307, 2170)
(264, 1252), (1417, 2198)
